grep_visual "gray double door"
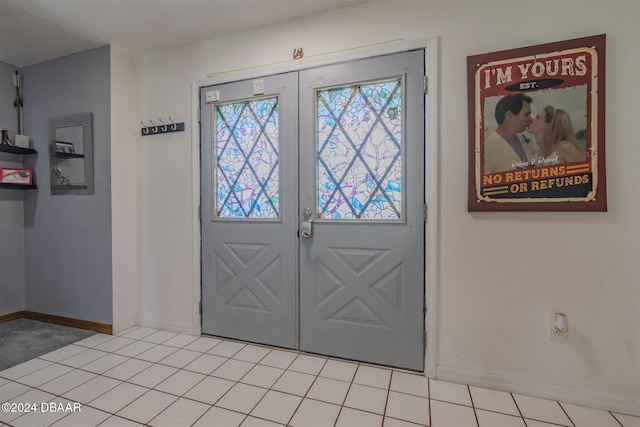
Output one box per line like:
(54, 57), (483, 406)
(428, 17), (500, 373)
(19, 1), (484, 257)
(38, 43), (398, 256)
(201, 50), (425, 370)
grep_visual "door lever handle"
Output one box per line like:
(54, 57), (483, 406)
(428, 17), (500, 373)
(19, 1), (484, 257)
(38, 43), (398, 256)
(301, 208), (314, 238)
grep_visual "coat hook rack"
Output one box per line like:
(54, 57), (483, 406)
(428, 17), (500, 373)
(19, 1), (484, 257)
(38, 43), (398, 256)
(141, 117), (184, 136)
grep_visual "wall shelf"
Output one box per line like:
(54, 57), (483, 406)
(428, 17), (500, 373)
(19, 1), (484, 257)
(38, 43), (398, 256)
(54, 152), (85, 159)
(0, 183), (37, 190)
(52, 184), (87, 190)
(0, 144), (36, 155)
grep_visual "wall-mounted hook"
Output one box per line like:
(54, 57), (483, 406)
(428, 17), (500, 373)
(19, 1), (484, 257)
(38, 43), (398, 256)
(293, 47), (304, 60)
(169, 116), (177, 131)
(141, 117), (185, 136)
(159, 118), (168, 132)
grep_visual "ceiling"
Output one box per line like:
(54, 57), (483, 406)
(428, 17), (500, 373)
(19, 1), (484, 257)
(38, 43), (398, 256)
(0, 0), (369, 68)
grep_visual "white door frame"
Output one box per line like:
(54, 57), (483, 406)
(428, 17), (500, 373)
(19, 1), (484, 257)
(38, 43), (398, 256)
(190, 37), (439, 376)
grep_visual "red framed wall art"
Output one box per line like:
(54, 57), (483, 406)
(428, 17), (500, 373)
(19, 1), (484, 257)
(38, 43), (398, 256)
(467, 34), (606, 212)
(0, 167), (33, 185)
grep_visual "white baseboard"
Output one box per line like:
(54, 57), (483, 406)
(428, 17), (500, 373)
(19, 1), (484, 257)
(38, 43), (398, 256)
(436, 366), (640, 417)
(136, 315), (197, 336)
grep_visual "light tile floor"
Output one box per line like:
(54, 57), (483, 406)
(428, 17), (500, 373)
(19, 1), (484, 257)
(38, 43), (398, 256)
(1, 326), (638, 427)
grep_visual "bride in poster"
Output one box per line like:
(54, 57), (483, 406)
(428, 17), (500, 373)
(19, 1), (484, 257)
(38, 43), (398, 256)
(527, 105), (585, 165)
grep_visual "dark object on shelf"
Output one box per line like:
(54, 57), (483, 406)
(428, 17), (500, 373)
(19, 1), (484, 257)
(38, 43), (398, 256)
(1, 128), (11, 145)
(13, 71), (23, 134)
(54, 140), (76, 154)
(53, 139), (83, 158)
(53, 167), (69, 185)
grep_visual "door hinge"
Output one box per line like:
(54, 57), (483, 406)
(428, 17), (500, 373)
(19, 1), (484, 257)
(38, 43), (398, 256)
(197, 109), (201, 123)
(423, 76), (428, 94)
(423, 330), (427, 349)
(423, 203), (428, 222)
(199, 300), (202, 315)
(199, 205), (202, 221)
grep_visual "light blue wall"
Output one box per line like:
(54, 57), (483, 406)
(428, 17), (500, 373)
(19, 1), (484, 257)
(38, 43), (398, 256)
(22, 46), (112, 324)
(0, 60), (26, 316)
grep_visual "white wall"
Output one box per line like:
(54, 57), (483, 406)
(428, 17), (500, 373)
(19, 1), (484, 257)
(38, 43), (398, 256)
(110, 47), (140, 333)
(135, 0), (639, 414)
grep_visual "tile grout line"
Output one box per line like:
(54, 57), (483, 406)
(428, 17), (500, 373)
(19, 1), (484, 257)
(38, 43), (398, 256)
(467, 384), (480, 427)
(427, 377), (432, 427)
(610, 411), (626, 427)
(381, 368), (393, 425)
(283, 356), (329, 426)
(333, 365), (357, 427)
(251, 351), (321, 426)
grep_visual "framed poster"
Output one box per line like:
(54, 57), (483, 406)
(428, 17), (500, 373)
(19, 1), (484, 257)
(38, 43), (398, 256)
(467, 34), (606, 211)
(1, 167), (33, 185)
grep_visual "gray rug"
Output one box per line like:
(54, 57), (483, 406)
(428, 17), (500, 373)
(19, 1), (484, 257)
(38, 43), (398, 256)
(0, 318), (96, 372)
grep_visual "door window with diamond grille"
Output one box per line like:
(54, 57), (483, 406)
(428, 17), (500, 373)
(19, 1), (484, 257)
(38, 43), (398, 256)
(214, 96), (280, 219)
(316, 78), (403, 221)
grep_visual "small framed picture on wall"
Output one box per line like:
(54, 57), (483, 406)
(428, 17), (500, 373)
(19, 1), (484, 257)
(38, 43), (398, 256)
(1, 168), (33, 185)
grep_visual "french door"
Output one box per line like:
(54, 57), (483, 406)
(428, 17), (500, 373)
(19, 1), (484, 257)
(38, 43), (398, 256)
(201, 50), (425, 370)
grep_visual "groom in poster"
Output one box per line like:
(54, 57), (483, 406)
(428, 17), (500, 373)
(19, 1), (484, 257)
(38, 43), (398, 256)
(484, 93), (538, 174)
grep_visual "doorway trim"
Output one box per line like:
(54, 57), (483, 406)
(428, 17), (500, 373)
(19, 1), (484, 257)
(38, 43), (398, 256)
(190, 37), (439, 376)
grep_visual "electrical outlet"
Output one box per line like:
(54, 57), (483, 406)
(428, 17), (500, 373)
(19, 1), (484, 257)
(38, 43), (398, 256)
(551, 312), (569, 340)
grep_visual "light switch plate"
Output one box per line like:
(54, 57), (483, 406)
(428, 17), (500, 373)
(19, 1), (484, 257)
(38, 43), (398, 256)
(253, 80), (264, 95)
(205, 90), (219, 103)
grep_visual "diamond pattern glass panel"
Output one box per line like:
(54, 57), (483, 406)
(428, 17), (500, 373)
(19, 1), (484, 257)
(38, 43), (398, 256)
(214, 97), (279, 218)
(316, 79), (403, 220)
